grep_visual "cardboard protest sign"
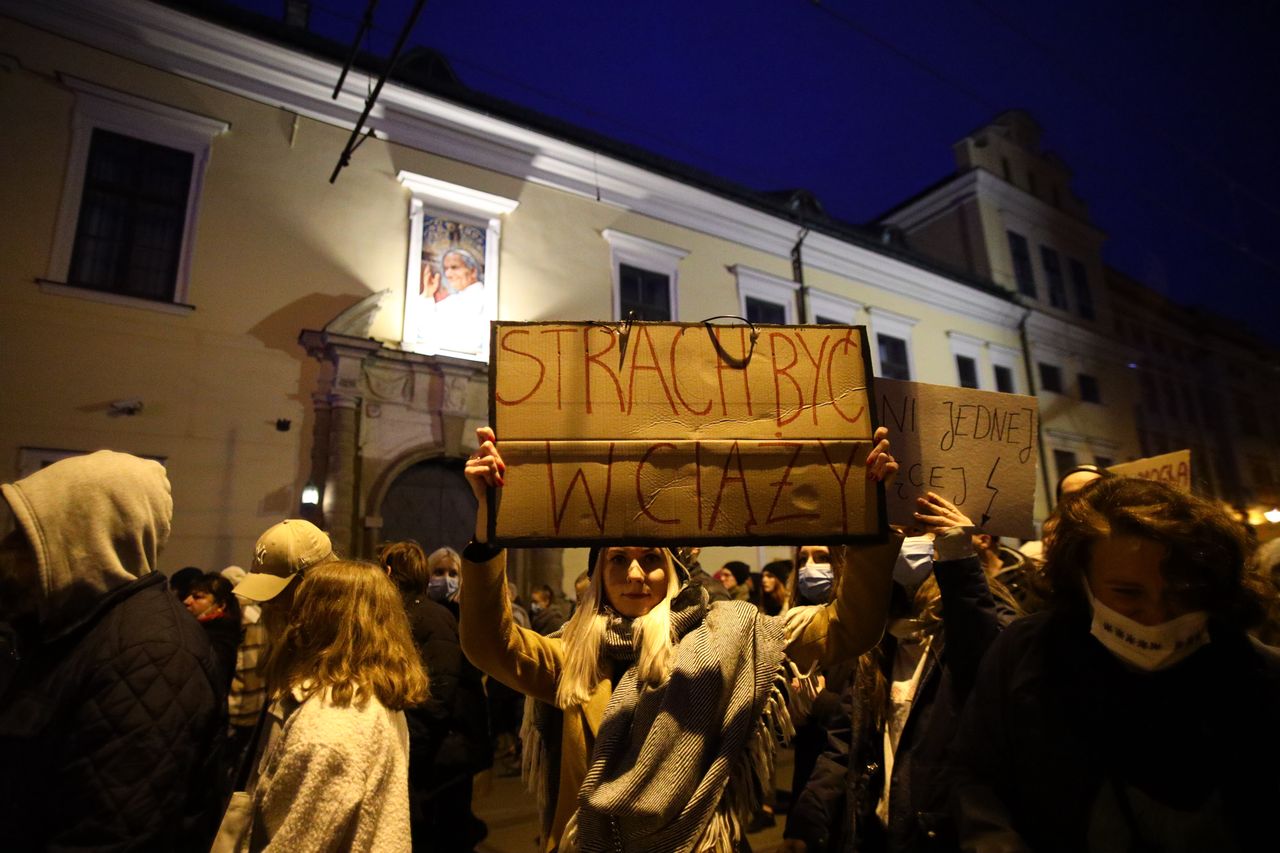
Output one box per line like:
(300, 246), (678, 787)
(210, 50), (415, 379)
(488, 321), (884, 546)
(1108, 449), (1191, 491)
(876, 378), (1039, 539)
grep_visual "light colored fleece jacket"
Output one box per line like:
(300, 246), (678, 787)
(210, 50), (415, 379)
(1, 449), (170, 640)
(246, 687), (412, 853)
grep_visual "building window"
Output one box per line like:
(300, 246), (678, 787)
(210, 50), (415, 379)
(868, 307), (918, 381)
(47, 77), (227, 310)
(618, 264), (672, 320)
(1007, 231), (1036, 297)
(956, 355), (980, 389)
(745, 296), (787, 325)
(1069, 258), (1095, 319)
(806, 290), (862, 325)
(1038, 362), (1063, 394)
(1041, 246), (1068, 309)
(603, 230), (687, 323)
(732, 265), (796, 326)
(1078, 373), (1101, 403)
(1053, 449), (1078, 480)
(994, 364), (1015, 393)
(68, 130), (193, 301)
(1027, 170), (1039, 197)
(878, 335), (912, 380)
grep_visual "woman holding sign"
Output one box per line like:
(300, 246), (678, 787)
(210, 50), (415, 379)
(460, 426), (903, 853)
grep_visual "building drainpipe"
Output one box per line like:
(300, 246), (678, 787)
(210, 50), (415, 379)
(792, 226), (810, 322)
(1019, 308), (1055, 521)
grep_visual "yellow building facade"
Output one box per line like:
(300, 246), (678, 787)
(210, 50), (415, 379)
(2, 0), (1041, 583)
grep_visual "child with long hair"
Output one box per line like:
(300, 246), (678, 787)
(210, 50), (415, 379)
(460, 426), (904, 853)
(247, 560), (429, 852)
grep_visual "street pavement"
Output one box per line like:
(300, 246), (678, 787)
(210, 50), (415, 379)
(473, 746), (794, 852)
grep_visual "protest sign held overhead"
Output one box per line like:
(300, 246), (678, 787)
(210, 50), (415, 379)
(877, 378), (1039, 539)
(488, 320), (885, 546)
(1108, 449), (1192, 491)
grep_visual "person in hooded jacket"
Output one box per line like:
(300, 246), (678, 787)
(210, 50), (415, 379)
(184, 571), (242, 692)
(0, 451), (225, 850)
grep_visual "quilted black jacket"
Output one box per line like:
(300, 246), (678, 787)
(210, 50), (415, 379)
(0, 572), (225, 851)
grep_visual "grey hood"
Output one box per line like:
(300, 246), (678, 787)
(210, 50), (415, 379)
(1, 450), (172, 641)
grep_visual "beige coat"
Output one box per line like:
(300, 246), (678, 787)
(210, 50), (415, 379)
(245, 687), (412, 852)
(459, 542), (899, 851)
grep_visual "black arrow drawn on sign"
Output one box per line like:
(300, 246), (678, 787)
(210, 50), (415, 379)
(980, 457), (1001, 528)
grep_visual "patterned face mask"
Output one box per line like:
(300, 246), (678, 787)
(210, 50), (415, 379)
(1085, 580), (1210, 671)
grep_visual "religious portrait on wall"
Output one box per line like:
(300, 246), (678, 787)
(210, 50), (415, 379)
(404, 212), (494, 361)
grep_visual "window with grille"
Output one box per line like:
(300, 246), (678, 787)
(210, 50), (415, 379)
(1038, 362), (1063, 394)
(994, 364), (1015, 393)
(618, 264), (672, 321)
(1007, 231), (1036, 297)
(1041, 246), (1068, 310)
(878, 335), (911, 380)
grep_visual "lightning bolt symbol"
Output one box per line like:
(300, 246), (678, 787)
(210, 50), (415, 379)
(981, 457), (1001, 528)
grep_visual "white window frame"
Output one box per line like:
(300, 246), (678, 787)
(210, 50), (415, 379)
(867, 306), (919, 380)
(947, 331), (986, 389)
(806, 289), (863, 325)
(988, 343), (1024, 395)
(398, 171), (518, 362)
(602, 230), (688, 322)
(46, 76), (228, 312)
(732, 264), (798, 325)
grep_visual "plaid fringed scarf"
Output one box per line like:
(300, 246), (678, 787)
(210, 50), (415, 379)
(523, 584), (793, 853)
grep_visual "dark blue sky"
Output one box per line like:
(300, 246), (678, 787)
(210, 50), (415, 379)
(230, 0), (1280, 346)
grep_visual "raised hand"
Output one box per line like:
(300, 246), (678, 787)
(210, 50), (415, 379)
(865, 425), (899, 484)
(913, 490), (974, 535)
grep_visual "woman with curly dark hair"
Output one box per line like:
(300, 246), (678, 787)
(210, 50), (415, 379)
(949, 476), (1280, 853)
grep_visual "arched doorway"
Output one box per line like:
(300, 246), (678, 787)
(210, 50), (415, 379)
(378, 457), (476, 555)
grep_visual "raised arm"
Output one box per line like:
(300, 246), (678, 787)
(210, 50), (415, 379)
(785, 426), (901, 668)
(459, 427), (562, 705)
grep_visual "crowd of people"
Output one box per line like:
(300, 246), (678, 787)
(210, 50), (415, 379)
(1, 435), (1278, 852)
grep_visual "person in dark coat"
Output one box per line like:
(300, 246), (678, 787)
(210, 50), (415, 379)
(784, 493), (1014, 853)
(530, 583), (570, 635)
(0, 451), (224, 851)
(948, 476), (1280, 853)
(183, 571), (241, 692)
(380, 539), (492, 852)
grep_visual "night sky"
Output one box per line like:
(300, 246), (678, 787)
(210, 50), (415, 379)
(225, 0), (1280, 348)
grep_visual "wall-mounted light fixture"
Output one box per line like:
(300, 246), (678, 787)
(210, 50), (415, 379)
(301, 481), (320, 506)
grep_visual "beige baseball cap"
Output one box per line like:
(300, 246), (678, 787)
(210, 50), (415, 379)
(234, 519), (333, 602)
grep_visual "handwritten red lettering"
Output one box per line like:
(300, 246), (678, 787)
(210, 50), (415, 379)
(583, 327), (625, 415)
(706, 441), (758, 532)
(546, 440), (615, 534)
(770, 332), (803, 427)
(494, 330), (545, 406)
(625, 325), (678, 415)
(540, 327), (575, 410)
(762, 441), (821, 525)
(826, 333), (866, 425)
(670, 328), (713, 416)
(635, 442), (678, 525)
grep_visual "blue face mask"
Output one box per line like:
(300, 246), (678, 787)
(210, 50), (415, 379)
(797, 562), (834, 604)
(428, 575), (459, 602)
(893, 536), (935, 592)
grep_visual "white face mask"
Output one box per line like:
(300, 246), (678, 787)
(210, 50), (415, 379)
(1086, 580), (1210, 671)
(893, 535), (935, 592)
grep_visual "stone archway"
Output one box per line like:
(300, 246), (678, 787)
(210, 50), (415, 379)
(378, 456), (475, 555)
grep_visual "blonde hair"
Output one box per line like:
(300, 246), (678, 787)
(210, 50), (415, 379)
(554, 548), (681, 709)
(262, 559), (429, 710)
